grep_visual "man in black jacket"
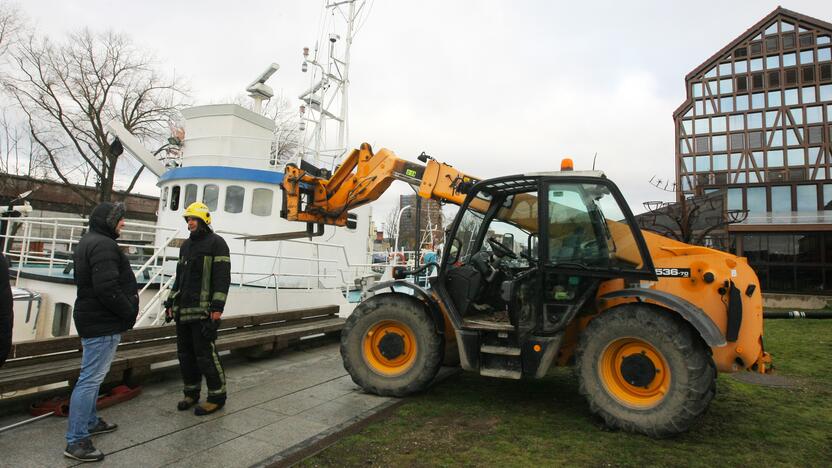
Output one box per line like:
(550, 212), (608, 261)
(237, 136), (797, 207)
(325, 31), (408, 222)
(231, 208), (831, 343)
(0, 252), (13, 367)
(64, 202), (138, 463)
(164, 202), (230, 416)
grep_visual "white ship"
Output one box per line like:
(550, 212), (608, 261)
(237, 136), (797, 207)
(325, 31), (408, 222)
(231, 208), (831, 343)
(3, 0), (379, 343)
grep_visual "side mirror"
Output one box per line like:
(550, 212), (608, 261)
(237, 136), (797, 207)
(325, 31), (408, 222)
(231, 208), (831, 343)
(528, 233), (538, 260)
(502, 233), (514, 252)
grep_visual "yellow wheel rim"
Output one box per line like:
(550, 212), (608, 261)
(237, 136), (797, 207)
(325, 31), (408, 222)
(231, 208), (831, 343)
(599, 337), (671, 409)
(362, 320), (418, 376)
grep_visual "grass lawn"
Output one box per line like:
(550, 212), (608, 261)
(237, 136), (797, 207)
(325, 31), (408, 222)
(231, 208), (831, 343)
(302, 319), (832, 467)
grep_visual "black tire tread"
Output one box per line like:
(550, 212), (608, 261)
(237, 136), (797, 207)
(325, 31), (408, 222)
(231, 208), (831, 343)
(575, 304), (717, 438)
(340, 294), (443, 397)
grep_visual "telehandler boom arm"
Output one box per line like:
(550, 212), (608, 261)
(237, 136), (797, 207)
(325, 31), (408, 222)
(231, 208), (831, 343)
(280, 143), (480, 226)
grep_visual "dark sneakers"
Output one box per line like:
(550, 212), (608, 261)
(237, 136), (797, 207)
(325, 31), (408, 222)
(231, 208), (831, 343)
(88, 418), (118, 436)
(63, 438), (104, 462)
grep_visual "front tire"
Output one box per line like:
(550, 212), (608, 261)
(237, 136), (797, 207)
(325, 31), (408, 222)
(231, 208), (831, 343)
(576, 304), (716, 437)
(341, 295), (443, 397)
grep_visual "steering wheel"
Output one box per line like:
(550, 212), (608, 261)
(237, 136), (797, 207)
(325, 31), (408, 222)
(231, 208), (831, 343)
(487, 237), (517, 259)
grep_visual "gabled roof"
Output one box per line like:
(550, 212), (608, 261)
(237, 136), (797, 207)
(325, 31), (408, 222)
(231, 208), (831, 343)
(672, 6), (832, 118)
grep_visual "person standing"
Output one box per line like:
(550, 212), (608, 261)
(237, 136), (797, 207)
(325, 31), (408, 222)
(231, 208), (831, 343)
(64, 202), (138, 462)
(0, 252), (13, 367)
(164, 202), (230, 416)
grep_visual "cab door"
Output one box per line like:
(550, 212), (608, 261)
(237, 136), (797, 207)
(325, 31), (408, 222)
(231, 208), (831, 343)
(541, 177), (656, 333)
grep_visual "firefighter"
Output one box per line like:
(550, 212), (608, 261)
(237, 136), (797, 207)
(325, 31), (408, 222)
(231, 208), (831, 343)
(164, 202), (231, 416)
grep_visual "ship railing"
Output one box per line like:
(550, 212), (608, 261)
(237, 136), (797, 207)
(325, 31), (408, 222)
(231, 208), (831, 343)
(1, 216), (173, 285)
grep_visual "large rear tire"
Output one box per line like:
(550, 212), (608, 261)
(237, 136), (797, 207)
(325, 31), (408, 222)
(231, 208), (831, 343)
(341, 294), (443, 397)
(576, 304), (716, 438)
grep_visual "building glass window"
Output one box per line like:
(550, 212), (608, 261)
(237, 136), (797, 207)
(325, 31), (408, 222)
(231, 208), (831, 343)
(765, 110), (779, 127)
(170, 185), (180, 211)
(711, 116), (726, 132)
(796, 185), (817, 211)
(713, 154), (728, 171)
(736, 60), (748, 73)
(695, 137), (710, 153)
(712, 135), (727, 152)
(750, 58), (763, 71)
(768, 90), (782, 106)
(753, 151), (765, 169)
(692, 83), (703, 98)
(819, 47), (831, 61)
(184, 184), (198, 207)
(789, 107), (803, 125)
(682, 156), (694, 173)
(769, 129), (784, 148)
(747, 112), (763, 129)
(787, 148), (805, 166)
(727, 188), (743, 210)
(730, 154), (742, 170)
(729, 114), (744, 130)
(766, 55), (780, 69)
(705, 67), (717, 78)
(736, 95), (749, 111)
(802, 86), (816, 104)
(786, 128), (802, 146)
(819, 84), (831, 101)
(695, 155), (711, 172)
(748, 131), (763, 148)
(823, 184), (832, 209)
(719, 78), (733, 94)
(808, 126), (823, 145)
(747, 187), (767, 213)
(783, 33), (796, 49)
(203, 184), (219, 211)
(784, 88), (799, 105)
(766, 37), (779, 53)
(682, 120), (693, 134)
(819, 36), (831, 45)
(730, 133), (745, 150)
(680, 140), (690, 155)
(806, 106), (823, 124)
(720, 97), (734, 112)
(695, 118), (709, 133)
(799, 49), (814, 64)
(737, 75), (748, 92)
(251, 188), (273, 216)
(783, 52), (796, 66)
(768, 150), (784, 167)
(771, 186), (792, 212)
(224, 185), (245, 213)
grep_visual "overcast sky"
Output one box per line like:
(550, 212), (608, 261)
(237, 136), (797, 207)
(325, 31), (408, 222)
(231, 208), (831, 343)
(17, 0), (832, 223)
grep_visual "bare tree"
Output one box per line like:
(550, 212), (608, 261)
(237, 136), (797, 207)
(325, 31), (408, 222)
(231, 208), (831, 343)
(0, 0), (22, 58)
(2, 28), (188, 204)
(382, 203), (400, 242)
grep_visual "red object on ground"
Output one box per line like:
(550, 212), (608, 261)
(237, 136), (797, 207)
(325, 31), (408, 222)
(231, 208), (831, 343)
(28, 385), (142, 417)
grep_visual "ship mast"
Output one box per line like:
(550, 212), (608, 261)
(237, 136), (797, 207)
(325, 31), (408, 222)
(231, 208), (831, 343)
(298, 0), (366, 170)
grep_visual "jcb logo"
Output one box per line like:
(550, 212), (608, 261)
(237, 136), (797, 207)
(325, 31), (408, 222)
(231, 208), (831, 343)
(655, 268), (690, 278)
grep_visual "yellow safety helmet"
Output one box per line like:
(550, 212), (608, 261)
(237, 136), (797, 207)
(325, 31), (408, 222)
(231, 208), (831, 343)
(183, 202), (211, 225)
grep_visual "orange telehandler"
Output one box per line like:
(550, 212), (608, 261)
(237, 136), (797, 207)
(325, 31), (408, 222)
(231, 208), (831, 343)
(280, 143), (771, 437)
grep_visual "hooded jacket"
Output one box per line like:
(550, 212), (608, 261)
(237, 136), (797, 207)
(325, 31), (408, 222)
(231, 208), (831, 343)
(72, 202), (139, 337)
(163, 221), (230, 323)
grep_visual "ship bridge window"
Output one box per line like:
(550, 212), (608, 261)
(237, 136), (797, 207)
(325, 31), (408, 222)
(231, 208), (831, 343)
(52, 303), (72, 337)
(225, 185), (245, 214)
(170, 185), (181, 211)
(251, 188), (273, 216)
(184, 184), (198, 207)
(161, 187), (169, 212)
(203, 184), (219, 211)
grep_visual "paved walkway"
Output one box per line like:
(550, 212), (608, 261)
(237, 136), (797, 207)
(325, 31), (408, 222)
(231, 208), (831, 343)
(0, 343), (397, 467)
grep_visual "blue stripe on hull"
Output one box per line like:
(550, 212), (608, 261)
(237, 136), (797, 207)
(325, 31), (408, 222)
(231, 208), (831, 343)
(159, 166), (285, 185)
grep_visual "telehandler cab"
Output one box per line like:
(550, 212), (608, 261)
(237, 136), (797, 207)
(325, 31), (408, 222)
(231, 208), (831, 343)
(280, 143), (771, 437)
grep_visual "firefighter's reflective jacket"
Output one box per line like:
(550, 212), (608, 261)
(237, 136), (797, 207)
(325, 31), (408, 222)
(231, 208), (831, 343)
(164, 230), (231, 323)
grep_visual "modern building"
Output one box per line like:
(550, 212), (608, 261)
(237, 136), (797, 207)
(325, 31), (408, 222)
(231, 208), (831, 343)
(396, 194), (443, 252)
(673, 7), (832, 294)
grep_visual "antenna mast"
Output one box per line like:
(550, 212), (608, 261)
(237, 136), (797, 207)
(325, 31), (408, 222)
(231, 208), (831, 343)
(298, 0), (366, 169)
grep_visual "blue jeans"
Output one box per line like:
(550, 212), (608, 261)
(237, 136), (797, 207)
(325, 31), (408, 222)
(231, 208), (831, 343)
(66, 334), (121, 444)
